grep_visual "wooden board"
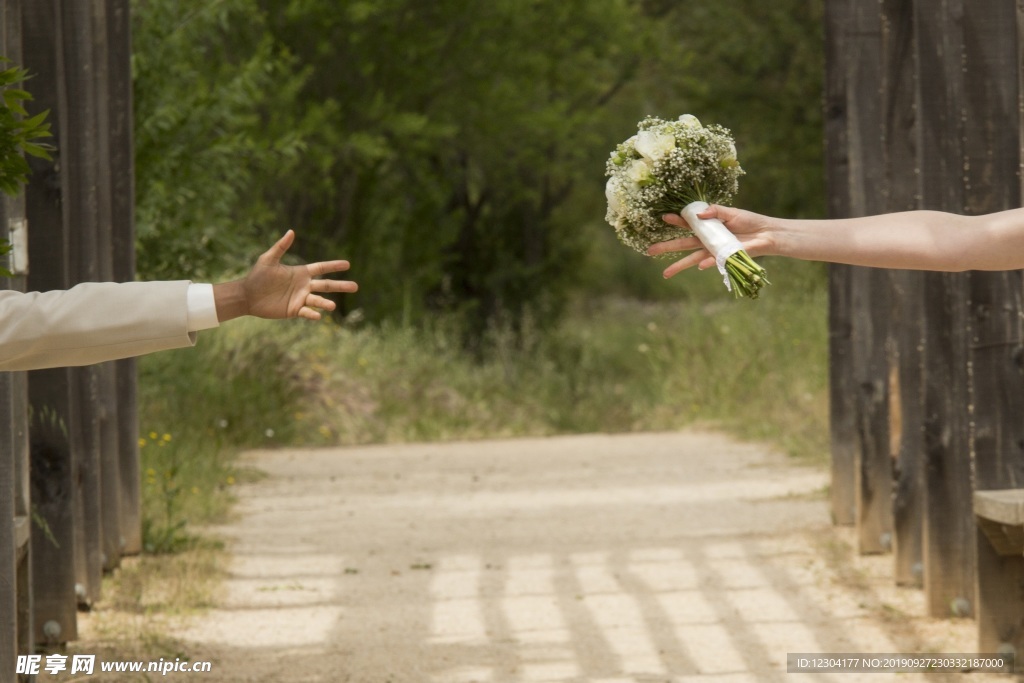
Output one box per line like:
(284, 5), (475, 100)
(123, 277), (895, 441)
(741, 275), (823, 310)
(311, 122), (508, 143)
(823, 0), (856, 528)
(23, 0), (79, 645)
(913, 0), (977, 620)
(880, 0), (925, 586)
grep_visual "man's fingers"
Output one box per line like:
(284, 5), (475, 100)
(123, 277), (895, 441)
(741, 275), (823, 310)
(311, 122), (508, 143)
(297, 306), (322, 321)
(311, 278), (358, 293)
(259, 229), (296, 266)
(305, 294), (336, 311)
(308, 260), (351, 277)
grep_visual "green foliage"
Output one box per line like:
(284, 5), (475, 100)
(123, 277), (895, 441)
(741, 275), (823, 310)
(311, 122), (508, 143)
(173, 281), (825, 460)
(136, 275), (827, 548)
(132, 0), (826, 318)
(132, 0), (309, 280)
(137, 317), (307, 543)
(0, 60), (52, 277)
(138, 431), (199, 554)
(132, 1), (831, 555)
(256, 0), (658, 330)
(663, 0), (827, 219)
(0, 60), (52, 196)
(576, 0), (826, 300)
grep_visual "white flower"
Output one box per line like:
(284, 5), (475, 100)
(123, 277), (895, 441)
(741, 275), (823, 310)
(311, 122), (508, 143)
(720, 141), (739, 168)
(605, 178), (623, 214)
(635, 130), (675, 162)
(678, 114), (702, 129)
(626, 159), (652, 188)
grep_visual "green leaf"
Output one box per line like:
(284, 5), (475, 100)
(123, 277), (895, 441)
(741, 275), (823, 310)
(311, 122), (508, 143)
(22, 142), (53, 159)
(20, 109), (50, 131)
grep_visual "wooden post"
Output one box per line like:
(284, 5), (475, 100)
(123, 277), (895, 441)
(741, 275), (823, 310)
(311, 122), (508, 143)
(61, 0), (105, 606)
(23, 0), (79, 646)
(912, 0), (977, 619)
(89, 0), (123, 574)
(1, 1), (33, 675)
(823, 0), (856, 527)
(4, 0), (34, 666)
(0, 366), (30, 678)
(880, 0), (925, 588)
(846, 0), (894, 556)
(889, 267), (926, 586)
(107, 0), (141, 557)
(963, 0), (1024, 655)
(0, 362), (18, 678)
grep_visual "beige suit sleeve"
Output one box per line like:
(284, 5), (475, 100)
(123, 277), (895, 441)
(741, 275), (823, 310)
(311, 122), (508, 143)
(0, 281), (198, 372)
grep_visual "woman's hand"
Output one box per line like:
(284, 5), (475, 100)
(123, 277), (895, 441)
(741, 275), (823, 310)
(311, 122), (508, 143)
(647, 205), (775, 278)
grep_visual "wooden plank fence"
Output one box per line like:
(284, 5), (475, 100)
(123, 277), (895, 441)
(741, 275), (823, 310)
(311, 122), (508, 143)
(2, 0), (138, 677)
(827, 0), (1024, 666)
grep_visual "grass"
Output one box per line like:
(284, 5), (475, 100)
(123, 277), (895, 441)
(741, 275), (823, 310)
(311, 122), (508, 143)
(48, 541), (224, 682)
(284, 257), (830, 461)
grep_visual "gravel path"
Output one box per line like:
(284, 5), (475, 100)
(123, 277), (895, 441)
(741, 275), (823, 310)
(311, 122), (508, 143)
(174, 431), (1013, 682)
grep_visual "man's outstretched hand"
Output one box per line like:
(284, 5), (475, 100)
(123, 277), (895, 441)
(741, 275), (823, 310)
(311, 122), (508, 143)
(213, 230), (358, 323)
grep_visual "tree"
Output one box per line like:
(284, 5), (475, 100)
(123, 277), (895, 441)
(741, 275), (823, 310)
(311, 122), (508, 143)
(130, 0), (827, 321)
(663, 0), (826, 219)
(258, 0), (655, 329)
(132, 0), (308, 280)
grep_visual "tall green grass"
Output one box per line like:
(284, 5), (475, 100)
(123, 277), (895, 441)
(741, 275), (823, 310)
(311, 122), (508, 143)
(137, 259), (828, 546)
(289, 259), (829, 456)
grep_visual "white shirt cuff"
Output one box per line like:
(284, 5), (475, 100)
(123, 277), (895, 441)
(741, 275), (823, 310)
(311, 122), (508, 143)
(186, 283), (220, 332)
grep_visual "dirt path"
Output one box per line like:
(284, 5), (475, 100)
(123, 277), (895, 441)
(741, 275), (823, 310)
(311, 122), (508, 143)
(172, 431), (1012, 682)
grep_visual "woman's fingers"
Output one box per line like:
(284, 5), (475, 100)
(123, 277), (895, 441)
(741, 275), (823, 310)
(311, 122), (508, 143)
(662, 248), (712, 278)
(648, 234), (702, 256)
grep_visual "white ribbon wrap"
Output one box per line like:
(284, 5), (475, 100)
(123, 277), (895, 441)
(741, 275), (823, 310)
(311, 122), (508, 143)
(681, 201), (743, 291)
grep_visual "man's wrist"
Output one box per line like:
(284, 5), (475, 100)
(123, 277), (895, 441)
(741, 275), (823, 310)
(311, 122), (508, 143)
(213, 280), (249, 322)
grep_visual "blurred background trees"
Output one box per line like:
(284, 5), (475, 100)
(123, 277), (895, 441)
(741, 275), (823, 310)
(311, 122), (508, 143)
(128, 0), (829, 547)
(132, 0), (825, 328)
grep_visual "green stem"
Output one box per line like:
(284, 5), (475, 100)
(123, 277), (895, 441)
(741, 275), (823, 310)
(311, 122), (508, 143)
(722, 250), (770, 300)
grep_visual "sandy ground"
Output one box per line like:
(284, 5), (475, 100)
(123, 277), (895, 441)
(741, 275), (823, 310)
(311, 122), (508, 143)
(155, 431), (1019, 682)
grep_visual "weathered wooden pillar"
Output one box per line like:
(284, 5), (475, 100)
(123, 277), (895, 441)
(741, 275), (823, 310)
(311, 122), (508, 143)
(823, 0), (856, 527)
(912, 0), (977, 620)
(88, 0), (123, 575)
(888, 266), (926, 587)
(23, 0), (79, 646)
(107, 0), (141, 558)
(61, 0), (109, 606)
(846, 0), (895, 556)
(0, 2), (32, 676)
(963, 0), (1024, 657)
(879, 0), (925, 588)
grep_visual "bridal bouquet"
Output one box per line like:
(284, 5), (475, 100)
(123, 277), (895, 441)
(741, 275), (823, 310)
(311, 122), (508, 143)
(604, 115), (768, 299)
